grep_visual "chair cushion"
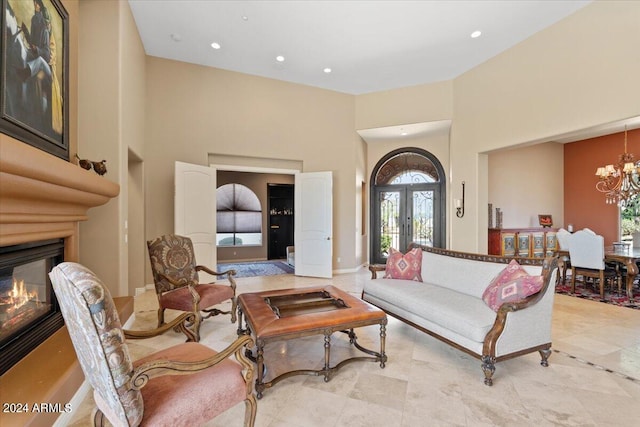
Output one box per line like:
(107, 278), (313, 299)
(160, 283), (234, 312)
(384, 247), (423, 282)
(134, 342), (247, 426)
(482, 259), (543, 311)
(50, 263), (143, 426)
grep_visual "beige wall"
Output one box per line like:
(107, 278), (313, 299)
(488, 142), (564, 229)
(451, 0), (640, 252)
(355, 81), (454, 130)
(143, 57), (363, 281)
(78, 0), (146, 296)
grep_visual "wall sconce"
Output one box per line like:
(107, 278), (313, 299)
(455, 181), (465, 218)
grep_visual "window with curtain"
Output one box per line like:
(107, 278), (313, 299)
(216, 184), (262, 246)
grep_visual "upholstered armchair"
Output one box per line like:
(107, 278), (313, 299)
(147, 234), (237, 342)
(49, 262), (257, 427)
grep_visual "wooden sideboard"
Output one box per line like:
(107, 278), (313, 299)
(488, 228), (558, 258)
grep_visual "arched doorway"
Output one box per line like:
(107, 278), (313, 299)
(370, 148), (446, 264)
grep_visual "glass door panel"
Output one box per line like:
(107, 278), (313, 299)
(378, 190), (402, 259)
(410, 190), (434, 247)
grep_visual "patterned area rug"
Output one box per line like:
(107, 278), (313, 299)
(217, 261), (294, 278)
(555, 280), (640, 310)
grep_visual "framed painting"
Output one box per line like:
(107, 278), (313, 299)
(538, 214), (553, 228)
(1, 0), (69, 160)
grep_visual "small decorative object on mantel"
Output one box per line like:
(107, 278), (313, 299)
(74, 154), (107, 175)
(74, 154), (91, 170)
(91, 160), (107, 176)
(538, 214), (553, 228)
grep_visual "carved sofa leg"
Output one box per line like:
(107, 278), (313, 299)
(481, 355), (496, 386)
(539, 347), (551, 367)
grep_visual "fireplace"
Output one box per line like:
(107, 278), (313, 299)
(0, 239), (65, 375)
(1, 118), (120, 425)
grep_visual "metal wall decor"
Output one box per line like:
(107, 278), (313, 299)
(455, 181), (465, 218)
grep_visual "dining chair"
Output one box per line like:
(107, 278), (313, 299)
(49, 262), (257, 427)
(147, 234), (237, 342)
(555, 228), (572, 284)
(569, 229), (619, 299)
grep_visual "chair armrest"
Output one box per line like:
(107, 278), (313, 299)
(124, 312), (198, 342)
(129, 334), (255, 391)
(196, 265), (237, 293)
(368, 264), (386, 279)
(196, 265), (236, 277)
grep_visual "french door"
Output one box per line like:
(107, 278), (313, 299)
(372, 184), (441, 264)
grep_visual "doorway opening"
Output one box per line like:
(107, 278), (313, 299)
(370, 148), (446, 264)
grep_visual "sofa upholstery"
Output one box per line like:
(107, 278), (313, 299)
(363, 244), (558, 386)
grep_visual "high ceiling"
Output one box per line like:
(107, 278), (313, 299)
(128, 0), (591, 95)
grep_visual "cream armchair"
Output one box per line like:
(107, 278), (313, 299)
(50, 262), (257, 427)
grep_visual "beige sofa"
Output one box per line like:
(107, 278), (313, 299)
(362, 244), (558, 386)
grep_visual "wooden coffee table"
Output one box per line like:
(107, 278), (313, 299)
(237, 285), (388, 398)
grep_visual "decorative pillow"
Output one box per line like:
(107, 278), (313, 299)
(384, 247), (423, 282)
(482, 259), (544, 311)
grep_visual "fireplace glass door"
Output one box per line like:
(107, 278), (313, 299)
(0, 239), (64, 375)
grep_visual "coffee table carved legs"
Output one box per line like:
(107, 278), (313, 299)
(241, 322), (388, 399)
(236, 287), (388, 399)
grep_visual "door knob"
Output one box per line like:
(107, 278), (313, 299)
(327, 237), (331, 240)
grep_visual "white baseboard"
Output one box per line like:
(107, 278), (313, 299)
(53, 380), (92, 427)
(333, 264), (366, 274)
(135, 284), (155, 296)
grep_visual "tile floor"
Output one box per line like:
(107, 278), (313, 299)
(68, 269), (640, 427)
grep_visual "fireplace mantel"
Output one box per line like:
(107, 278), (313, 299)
(0, 134), (120, 426)
(0, 134), (119, 249)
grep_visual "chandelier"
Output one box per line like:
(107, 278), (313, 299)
(595, 126), (640, 207)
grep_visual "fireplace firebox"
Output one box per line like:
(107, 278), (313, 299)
(0, 239), (65, 375)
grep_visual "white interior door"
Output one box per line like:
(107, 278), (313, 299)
(294, 171), (333, 278)
(175, 161), (217, 283)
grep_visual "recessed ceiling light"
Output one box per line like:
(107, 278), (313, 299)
(276, 55), (285, 62)
(323, 68), (332, 73)
(170, 33), (182, 42)
(242, 15), (248, 21)
(210, 42), (221, 49)
(471, 30), (482, 38)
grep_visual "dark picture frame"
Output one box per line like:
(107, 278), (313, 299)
(538, 214), (553, 228)
(1, 0), (69, 160)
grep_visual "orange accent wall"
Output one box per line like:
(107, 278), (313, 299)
(564, 128), (640, 245)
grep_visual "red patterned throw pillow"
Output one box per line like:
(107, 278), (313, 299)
(384, 247), (423, 282)
(482, 259), (544, 312)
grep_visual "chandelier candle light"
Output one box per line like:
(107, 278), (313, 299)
(595, 126), (640, 207)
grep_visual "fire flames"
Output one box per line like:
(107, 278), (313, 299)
(0, 279), (43, 334)
(7, 279), (40, 311)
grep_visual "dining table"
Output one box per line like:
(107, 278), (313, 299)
(555, 248), (639, 303)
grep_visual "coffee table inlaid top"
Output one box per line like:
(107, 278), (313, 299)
(238, 285), (386, 340)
